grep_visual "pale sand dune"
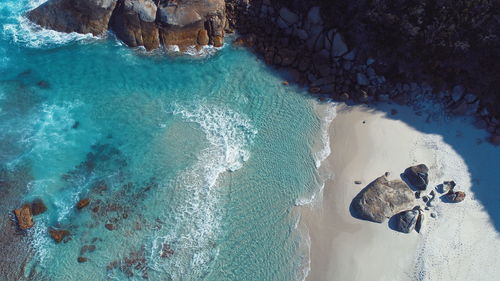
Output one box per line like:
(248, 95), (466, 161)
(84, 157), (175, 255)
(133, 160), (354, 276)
(302, 103), (500, 281)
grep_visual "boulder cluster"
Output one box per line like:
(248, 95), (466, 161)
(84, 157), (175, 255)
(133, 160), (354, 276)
(351, 164), (467, 234)
(27, 0), (227, 51)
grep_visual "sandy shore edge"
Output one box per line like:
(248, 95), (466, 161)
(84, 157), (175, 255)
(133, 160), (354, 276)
(300, 102), (500, 281)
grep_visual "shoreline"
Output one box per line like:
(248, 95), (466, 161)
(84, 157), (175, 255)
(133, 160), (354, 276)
(300, 102), (500, 281)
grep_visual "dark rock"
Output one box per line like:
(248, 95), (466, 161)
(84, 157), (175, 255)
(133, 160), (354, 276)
(430, 213), (437, 218)
(72, 121), (80, 129)
(14, 204), (34, 229)
(403, 164), (429, 190)
(30, 198), (47, 216)
(422, 195), (429, 202)
(339, 92), (349, 101)
(489, 135), (500, 146)
(415, 191), (421, 199)
(415, 211), (424, 233)
(37, 80), (50, 89)
(351, 175), (415, 223)
(48, 228), (70, 243)
(390, 109), (398, 115)
(354, 180), (362, 184)
(105, 223), (115, 231)
(446, 190), (466, 203)
(331, 32), (348, 57)
(76, 198), (91, 210)
(160, 243), (174, 258)
(395, 209), (419, 233)
(441, 181), (456, 193)
(77, 257), (88, 263)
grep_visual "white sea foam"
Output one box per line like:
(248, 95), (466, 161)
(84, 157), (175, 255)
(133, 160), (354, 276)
(149, 102), (256, 279)
(164, 44), (226, 57)
(313, 103), (336, 168)
(22, 101), (80, 155)
(295, 102), (336, 207)
(2, 16), (98, 49)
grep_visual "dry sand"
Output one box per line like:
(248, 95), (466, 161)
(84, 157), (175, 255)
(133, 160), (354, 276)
(301, 103), (500, 281)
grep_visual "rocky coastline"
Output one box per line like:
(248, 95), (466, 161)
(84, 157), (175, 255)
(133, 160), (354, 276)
(26, 0), (500, 142)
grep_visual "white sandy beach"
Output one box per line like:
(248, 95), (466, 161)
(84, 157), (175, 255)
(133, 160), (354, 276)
(302, 102), (500, 281)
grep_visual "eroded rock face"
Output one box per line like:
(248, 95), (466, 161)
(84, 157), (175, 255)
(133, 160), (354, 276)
(352, 175), (415, 223)
(109, 0), (160, 50)
(27, 0), (226, 50)
(27, 0), (118, 35)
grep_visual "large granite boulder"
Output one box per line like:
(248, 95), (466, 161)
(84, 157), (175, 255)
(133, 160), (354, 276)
(157, 0), (226, 48)
(403, 164), (429, 190)
(27, 0), (118, 35)
(352, 175), (415, 223)
(109, 0), (160, 50)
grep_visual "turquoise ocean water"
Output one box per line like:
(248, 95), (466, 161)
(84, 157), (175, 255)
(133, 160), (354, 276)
(0, 1), (326, 280)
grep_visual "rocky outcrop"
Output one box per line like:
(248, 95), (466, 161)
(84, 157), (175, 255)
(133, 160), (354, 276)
(352, 175), (415, 223)
(157, 0), (226, 48)
(13, 204), (34, 230)
(109, 0), (160, 50)
(27, 0), (226, 50)
(403, 164), (429, 190)
(27, 0), (118, 35)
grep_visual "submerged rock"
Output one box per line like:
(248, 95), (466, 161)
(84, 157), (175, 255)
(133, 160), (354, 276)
(76, 198), (91, 210)
(395, 209), (419, 233)
(352, 175), (415, 223)
(415, 211), (424, 233)
(30, 198), (47, 216)
(105, 223), (115, 231)
(442, 180), (456, 193)
(48, 228), (70, 243)
(77, 257), (88, 263)
(403, 164), (429, 190)
(14, 204), (34, 229)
